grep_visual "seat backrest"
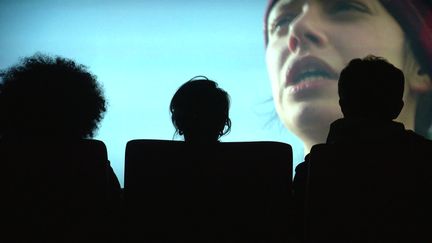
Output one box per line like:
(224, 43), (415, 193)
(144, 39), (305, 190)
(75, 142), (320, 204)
(124, 139), (293, 241)
(3, 138), (118, 242)
(305, 140), (431, 242)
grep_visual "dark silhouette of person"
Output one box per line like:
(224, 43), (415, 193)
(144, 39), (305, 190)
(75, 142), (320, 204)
(169, 76), (231, 144)
(0, 53), (121, 242)
(292, 55), (432, 242)
(0, 53), (106, 139)
(167, 76), (292, 243)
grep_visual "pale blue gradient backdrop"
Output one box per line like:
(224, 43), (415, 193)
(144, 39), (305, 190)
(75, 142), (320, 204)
(0, 0), (304, 186)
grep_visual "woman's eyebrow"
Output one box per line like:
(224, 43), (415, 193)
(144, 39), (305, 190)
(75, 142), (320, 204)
(321, 0), (379, 14)
(276, 0), (301, 11)
(271, 0), (302, 19)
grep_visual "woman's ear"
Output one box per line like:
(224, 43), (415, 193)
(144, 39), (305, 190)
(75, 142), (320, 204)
(403, 42), (432, 93)
(409, 69), (432, 92)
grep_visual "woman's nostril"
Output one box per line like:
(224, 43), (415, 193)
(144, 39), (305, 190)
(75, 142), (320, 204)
(289, 36), (299, 52)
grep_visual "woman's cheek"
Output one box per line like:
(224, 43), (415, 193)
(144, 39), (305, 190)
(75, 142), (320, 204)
(266, 49), (285, 95)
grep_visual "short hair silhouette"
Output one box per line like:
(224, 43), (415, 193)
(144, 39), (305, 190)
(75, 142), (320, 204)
(169, 76), (231, 143)
(0, 53), (106, 138)
(338, 55), (405, 120)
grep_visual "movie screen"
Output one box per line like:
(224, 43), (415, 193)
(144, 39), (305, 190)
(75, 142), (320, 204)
(1, 0), (431, 186)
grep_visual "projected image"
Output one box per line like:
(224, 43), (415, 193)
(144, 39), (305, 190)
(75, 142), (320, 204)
(264, 0), (432, 156)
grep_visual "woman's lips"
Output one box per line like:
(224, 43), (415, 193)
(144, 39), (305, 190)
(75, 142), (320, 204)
(287, 77), (336, 95)
(284, 56), (339, 94)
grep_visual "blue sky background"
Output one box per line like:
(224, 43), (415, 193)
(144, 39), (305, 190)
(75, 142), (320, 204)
(0, 0), (304, 186)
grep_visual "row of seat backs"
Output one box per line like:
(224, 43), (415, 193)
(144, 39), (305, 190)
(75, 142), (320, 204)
(3, 138), (294, 241)
(2, 138), (118, 242)
(123, 139), (294, 240)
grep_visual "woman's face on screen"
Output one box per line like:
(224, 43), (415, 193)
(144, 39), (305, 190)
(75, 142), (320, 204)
(265, 0), (414, 150)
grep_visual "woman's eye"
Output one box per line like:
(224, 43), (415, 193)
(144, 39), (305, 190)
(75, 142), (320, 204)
(270, 15), (296, 34)
(329, 1), (370, 14)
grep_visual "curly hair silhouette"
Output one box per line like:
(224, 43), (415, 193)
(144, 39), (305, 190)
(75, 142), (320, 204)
(0, 53), (106, 138)
(169, 76), (231, 143)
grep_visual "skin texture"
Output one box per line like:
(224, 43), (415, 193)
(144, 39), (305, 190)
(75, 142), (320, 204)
(265, 0), (430, 153)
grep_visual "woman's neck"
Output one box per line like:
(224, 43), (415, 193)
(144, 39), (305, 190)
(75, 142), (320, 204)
(396, 94), (416, 131)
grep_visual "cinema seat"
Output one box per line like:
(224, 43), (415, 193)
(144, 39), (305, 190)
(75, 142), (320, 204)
(123, 139), (293, 242)
(3, 138), (120, 243)
(305, 142), (432, 242)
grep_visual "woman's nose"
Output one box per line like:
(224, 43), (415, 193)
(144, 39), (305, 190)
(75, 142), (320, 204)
(287, 6), (327, 53)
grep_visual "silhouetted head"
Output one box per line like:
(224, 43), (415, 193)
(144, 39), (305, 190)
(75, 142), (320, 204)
(338, 55), (405, 121)
(170, 76), (231, 143)
(0, 53), (106, 138)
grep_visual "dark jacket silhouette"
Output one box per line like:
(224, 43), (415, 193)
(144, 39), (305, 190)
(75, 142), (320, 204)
(0, 53), (121, 242)
(293, 55), (432, 242)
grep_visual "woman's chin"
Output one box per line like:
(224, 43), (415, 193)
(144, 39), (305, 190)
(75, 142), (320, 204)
(282, 102), (343, 141)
